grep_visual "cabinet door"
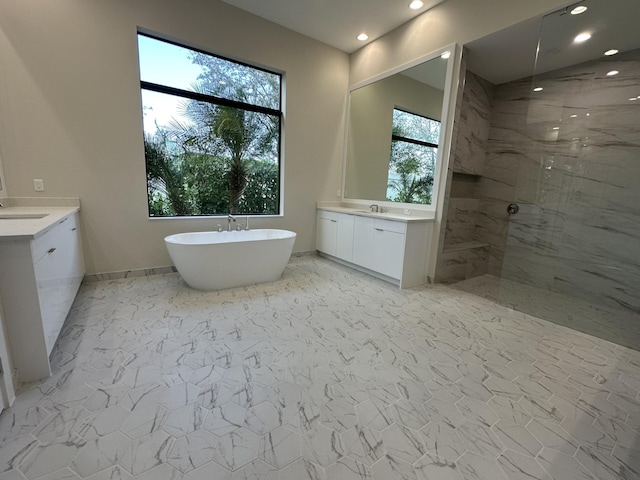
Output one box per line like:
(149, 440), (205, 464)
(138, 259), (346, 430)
(335, 213), (355, 262)
(352, 216), (376, 270)
(374, 228), (405, 279)
(56, 214), (85, 317)
(34, 242), (63, 355)
(34, 213), (85, 356)
(316, 212), (337, 256)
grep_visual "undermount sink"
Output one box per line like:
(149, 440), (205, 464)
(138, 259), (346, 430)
(0, 213), (49, 220)
(354, 210), (390, 215)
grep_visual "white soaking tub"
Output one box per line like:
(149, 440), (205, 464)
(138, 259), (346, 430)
(164, 229), (296, 290)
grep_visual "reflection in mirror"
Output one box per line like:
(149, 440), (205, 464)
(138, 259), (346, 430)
(345, 54), (449, 205)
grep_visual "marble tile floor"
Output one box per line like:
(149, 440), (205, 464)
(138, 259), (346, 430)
(1, 255), (640, 480)
(451, 274), (640, 353)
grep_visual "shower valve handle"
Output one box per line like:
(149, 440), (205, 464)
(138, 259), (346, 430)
(507, 203), (520, 215)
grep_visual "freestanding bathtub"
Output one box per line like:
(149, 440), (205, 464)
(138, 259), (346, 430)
(164, 229), (296, 291)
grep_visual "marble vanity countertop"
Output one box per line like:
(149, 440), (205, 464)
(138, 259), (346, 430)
(0, 206), (80, 240)
(318, 205), (435, 222)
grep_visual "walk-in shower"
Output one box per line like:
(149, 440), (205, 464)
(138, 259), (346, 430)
(439, 0), (640, 350)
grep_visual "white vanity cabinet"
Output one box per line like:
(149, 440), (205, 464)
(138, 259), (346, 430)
(33, 214), (84, 355)
(354, 217), (406, 279)
(316, 210), (338, 256)
(316, 210), (355, 262)
(317, 208), (432, 288)
(336, 213), (355, 261)
(0, 212), (84, 382)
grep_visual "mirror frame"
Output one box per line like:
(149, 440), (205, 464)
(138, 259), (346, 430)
(0, 152), (6, 197)
(342, 43), (461, 213)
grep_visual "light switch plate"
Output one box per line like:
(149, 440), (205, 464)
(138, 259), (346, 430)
(34, 179), (45, 191)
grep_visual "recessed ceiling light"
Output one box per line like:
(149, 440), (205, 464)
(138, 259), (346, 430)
(409, 0), (424, 10)
(533, 87), (544, 92)
(574, 32), (591, 43)
(552, 127), (560, 130)
(607, 70), (619, 76)
(356, 33), (368, 41)
(571, 5), (588, 15)
(604, 49), (619, 56)
(570, 114), (578, 118)
(441, 51), (451, 59)
(630, 97), (638, 101)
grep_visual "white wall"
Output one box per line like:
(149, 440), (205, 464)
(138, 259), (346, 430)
(0, 0), (349, 274)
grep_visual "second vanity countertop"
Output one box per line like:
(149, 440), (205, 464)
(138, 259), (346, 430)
(318, 205), (435, 223)
(0, 206), (80, 240)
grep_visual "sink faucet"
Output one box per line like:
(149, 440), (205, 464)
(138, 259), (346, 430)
(370, 204), (379, 213)
(227, 214), (236, 231)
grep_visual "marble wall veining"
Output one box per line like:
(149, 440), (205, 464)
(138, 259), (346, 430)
(436, 46), (640, 345)
(494, 48), (640, 315)
(434, 65), (495, 284)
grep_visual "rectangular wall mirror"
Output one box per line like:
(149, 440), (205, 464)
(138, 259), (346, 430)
(344, 48), (453, 208)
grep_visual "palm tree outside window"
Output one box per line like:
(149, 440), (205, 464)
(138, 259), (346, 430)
(138, 33), (282, 217)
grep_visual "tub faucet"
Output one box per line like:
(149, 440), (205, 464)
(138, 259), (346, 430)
(227, 214), (236, 231)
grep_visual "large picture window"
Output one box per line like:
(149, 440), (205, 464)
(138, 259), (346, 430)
(138, 33), (282, 217)
(388, 108), (440, 204)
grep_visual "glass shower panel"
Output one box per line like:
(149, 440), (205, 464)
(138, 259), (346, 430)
(497, 0), (640, 349)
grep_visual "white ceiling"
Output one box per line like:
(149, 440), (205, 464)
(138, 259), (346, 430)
(222, 0), (446, 54)
(466, 0), (640, 84)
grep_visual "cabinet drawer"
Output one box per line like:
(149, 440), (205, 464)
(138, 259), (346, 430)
(317, 210), (338, 221)
(32, 227), (60, 264)
(32, 215), (76, 264)
(374, 218), (406, 235)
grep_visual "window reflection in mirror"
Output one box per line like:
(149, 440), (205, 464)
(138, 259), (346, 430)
(388, 109), (440, 204)
(345, 54), (448, 205)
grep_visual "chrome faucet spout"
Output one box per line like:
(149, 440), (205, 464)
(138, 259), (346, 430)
(370, 204), (379, 213)
(227, 214), (236, 231)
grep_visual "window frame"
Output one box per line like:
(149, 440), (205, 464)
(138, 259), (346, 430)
(138, 31), (284, 218)
(387, 107), (441, 204)
(391, 107), (440, 150)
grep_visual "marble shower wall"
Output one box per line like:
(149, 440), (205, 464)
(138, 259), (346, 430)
(496, 50), (640, 314)
(434, 66), (495, 283)
(437, 47), (640, 320)
(495, 48), (640, 314)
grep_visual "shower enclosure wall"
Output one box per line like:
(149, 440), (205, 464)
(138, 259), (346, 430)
(436, 1), (640, 349)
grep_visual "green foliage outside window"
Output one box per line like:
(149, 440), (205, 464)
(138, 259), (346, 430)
(139, 34), (282, 216)
(387, 109), (440, 204)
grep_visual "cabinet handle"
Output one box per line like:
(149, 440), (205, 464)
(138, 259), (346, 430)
(71, 227), (77, 231)
(47, 247), (56, 254)
(330, 220), (337, 223)
(59, 217), (68, 224)
(375, 228), (384, 232)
